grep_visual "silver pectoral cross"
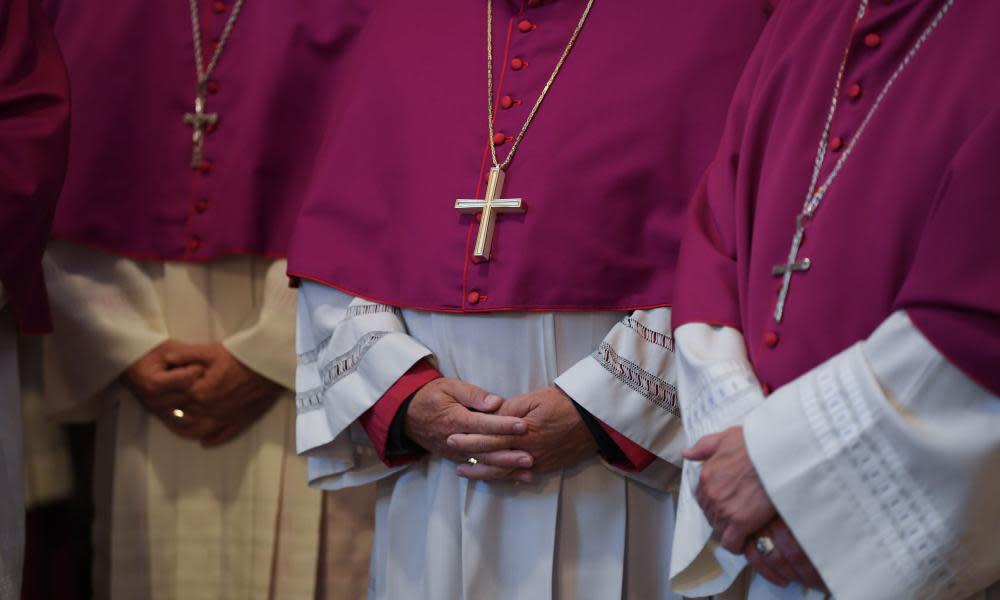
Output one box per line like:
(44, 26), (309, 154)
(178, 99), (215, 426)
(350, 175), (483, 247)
(183, 94), (218, 169)
(771, 214), (812, 323)
(455, 166), (526, 261)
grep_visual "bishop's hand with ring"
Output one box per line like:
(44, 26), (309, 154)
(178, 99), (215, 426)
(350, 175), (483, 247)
(446, 386), (599, 483)
(684, 426), (827, 591)
(403, 377), (531, 469)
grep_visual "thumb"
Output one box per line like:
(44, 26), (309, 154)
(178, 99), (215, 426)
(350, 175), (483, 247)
(683, 432), (724, 462)
(448, 381), (504, 413)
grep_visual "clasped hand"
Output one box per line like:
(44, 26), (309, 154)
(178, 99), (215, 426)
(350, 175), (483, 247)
(405, 381), (597, 483)
(123, 340), (283, 447)
(685, 426), (826, 591)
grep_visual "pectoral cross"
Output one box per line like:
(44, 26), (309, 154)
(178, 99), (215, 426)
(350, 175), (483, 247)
(183, 95), (218, 169)
(771, 214), (812, 323)
(455, 166), (526, 261)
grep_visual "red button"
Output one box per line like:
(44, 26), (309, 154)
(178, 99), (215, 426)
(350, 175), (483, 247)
(206, 121), (218, 134)
(212, 1), (227, 14)
(187, 236), (201, 252)
(206, 80), (220, 94)
(467, 291), (481, 305)
(511, 58), (526, 71)
(847, 83), (862, 99)
(762, 383), (773, 395)
(500, 95), (516, 109)
(195, 198), (209, 213)
(829, 136), (845, 152)
(492, 132), (508, 145)
(528, 0), (542, 6)
(199, 159), (214, 174)
(764, 331), (779, 348)
(474, 212), (483, 223)
(864, 33), (882, 48)
(518, 20), (535, 33)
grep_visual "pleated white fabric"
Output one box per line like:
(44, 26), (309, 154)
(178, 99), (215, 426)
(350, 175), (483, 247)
(297, 282), (683, 600)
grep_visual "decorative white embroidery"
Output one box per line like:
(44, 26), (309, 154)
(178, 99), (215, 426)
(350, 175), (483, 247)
(682, 360), (762, 442)
(801, 358), (958, 597)
(297, 303), (400, 363)
(594, 342), (679, 414)
(296, 331), (390, 413)
(622, 315), (675, 351)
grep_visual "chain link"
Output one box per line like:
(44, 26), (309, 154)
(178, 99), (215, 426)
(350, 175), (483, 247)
(189, 0), (247, 90)
(487, 0), (595, 172)
(801, 0), (954, 218)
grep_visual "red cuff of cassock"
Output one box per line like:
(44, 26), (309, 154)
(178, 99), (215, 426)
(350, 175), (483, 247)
(358, 359), (442, 467)
(596, 419), (657, 472)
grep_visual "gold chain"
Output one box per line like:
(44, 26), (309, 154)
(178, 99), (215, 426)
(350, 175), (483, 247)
(189, 0), (247, 92)
(487, 0), (595, 171)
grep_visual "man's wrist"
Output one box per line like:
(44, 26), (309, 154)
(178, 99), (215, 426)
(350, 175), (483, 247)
(387, 393), (424, 455)
(571, 400), (626, 463)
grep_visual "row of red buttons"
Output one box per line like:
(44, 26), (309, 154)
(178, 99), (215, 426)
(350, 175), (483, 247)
(186, 1), (232, 254)
(492, 14), (539, 146)
(466, 2), (545, 301)
(827, 25), (884, 153)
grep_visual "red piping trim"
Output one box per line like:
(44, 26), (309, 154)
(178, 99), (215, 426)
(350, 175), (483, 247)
(49, 234), (289, 264)
(290, 271), (672, 314)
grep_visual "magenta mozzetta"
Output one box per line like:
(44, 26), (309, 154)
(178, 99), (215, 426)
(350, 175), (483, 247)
(288, 0), (771, 313)
(44, 0), (369, 262)
(673, 0), (1000, 396)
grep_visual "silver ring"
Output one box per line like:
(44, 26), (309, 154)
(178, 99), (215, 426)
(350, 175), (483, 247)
(171, 408), (186, 420)
(466, 457), (478, 466)
(755, 535), (775, 557)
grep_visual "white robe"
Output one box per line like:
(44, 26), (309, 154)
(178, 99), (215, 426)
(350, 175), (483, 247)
(0, 293), (24, 600)
(41, 240), (374, 600)
(296, 281), (685, 600)
(670, 312), (1000, 600)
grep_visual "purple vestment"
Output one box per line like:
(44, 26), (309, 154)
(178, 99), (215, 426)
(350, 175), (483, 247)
(288, 0), (771, 312)
(673, 0), (1000, 395)
(0, 0), (70, 333)
(45, 0), (369, 262)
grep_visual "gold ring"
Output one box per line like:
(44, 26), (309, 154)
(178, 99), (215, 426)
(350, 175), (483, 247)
(171, 408), (186, 420)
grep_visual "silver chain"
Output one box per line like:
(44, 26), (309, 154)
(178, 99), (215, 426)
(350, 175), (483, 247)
(189, 0), (247, 90)
(800, 0), (954, 218)
(487, 0), (595, 172)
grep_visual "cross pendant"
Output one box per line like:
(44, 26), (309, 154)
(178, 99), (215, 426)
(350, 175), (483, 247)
(771, 214), (812, 323)
(183, 94), (218, 169)
(455, 166), (526, 261)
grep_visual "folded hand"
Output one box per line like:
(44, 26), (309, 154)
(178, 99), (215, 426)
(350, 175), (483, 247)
(447, 386), (598, 482)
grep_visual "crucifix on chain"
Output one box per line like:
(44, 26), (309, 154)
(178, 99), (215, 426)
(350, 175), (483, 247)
(183, 94), (218, 169)
(455, 166), (526, 261)
(771, 213), (812, 323)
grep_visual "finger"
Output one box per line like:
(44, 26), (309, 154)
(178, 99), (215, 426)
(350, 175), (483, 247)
(455, 412), (527, 435)
(455, 462), (514, 481)
(468, 450), (533, 470)
(771, 522), (826, 590)
(721, 524), (749, 555)
(683, 432), (724, 461)
(445, 381), (503, 413)
(157, 411), (211, 440)
(147, 364), (204, 393)
(756, 531), (798, 583)
(163, 343), (217, 367)
(447, 433), (516, 454)
(744, 539), (789, 588)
